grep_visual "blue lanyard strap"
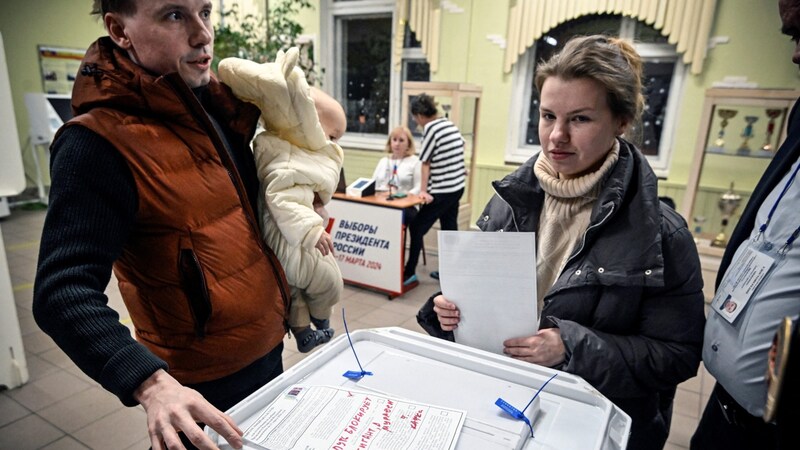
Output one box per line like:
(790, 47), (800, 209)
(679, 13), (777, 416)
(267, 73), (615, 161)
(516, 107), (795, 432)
(757, 161), (800, 254)
(759, 161), (800, 234)
(779, 225), (800, 255)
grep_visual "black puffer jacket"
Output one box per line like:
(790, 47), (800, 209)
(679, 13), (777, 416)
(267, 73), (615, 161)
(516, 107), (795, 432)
(420, 139), (705, 450)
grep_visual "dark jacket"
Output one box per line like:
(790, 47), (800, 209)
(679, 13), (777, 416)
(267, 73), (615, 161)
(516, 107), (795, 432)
(419, 139), (705, 450)
(34, 37), (289, 402)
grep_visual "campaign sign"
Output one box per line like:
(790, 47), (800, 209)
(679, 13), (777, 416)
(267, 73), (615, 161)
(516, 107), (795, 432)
(327, 199), (404, 294)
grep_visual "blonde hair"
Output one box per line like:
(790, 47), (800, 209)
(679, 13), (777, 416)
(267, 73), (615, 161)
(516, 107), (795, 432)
(385, 126), (416, 157)
(535, 35), (645, 126)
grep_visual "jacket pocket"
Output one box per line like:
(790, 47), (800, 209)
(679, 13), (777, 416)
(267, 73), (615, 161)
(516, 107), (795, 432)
(179, 248), (212, 338)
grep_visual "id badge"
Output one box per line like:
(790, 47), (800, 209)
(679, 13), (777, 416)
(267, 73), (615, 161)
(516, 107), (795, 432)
(711, 246), (775, 323)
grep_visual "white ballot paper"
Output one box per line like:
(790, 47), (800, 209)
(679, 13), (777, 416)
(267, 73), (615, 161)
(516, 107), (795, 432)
(438, 231), (538, 355)
(242, 385), (465, 450)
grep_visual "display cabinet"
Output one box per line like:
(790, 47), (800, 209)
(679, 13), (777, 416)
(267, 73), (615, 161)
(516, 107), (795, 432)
(681, 88), (800, 247)
(679, 88), (799, 301)
(401, 81), (482, 254)
(401, 81), (482, 205)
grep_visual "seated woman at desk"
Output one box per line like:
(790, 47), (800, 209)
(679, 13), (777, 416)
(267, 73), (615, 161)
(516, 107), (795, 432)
(372, 126), (422, 196)
(418, 35), (705, 450)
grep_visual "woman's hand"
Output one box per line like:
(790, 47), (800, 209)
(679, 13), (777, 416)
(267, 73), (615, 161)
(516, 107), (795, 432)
(419, 191), (434, 204)
(503, 328), (566, 367)
(433, 295), (460, 331)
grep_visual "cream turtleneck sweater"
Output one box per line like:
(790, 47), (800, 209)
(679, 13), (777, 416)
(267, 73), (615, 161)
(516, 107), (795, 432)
(533, 141), (620, 311)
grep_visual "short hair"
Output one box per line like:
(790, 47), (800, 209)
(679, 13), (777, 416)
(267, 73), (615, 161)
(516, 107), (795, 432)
(534, 35), (645, 125)
(410, 93), (438, 118)
(385, 126), (416, 157)
(91, 0), (136, 17)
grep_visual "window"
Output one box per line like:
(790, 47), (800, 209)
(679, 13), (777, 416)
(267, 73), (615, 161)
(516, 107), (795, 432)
(340, 16), (392, 136)
(506, 15), (685, 176)
(322, 0), (429, 150)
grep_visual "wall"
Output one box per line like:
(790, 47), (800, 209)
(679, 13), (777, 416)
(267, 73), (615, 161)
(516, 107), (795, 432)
(310, 0), (798, 225)
(0, 0), (268, 190)
(0, 1), (103, 189)
(2, 0), (797, 226)
(663, 0), (799, 209)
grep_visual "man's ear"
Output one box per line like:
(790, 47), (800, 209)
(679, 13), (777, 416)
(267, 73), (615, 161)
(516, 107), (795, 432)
(105, 13), (131, 49)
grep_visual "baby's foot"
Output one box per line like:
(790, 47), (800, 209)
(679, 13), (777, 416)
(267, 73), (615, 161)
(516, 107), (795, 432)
(294, 326), (332, 353)
(310, 316), (330, 331)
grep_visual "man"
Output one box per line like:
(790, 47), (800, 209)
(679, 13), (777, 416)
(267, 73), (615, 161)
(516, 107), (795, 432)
(402, 93), (466, 284)
(690, 1), (800, 448)
(32, 1), (289, 449)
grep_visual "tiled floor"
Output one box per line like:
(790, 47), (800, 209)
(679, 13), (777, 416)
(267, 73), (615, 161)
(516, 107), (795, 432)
(0, 207), (712, 449)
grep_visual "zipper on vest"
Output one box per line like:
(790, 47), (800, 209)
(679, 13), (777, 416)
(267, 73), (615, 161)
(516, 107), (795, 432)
(179, 248), (212, 338)
(167, 75), (292, 328)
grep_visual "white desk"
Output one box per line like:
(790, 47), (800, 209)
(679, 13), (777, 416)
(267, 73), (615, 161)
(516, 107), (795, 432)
(328, 193), (422, 298)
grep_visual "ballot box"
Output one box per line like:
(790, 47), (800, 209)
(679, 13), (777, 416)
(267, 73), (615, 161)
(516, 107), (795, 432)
(207, 328), (630, 450)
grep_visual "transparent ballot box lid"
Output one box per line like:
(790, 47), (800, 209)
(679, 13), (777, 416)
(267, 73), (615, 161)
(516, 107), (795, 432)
(207, 327), (630, 450)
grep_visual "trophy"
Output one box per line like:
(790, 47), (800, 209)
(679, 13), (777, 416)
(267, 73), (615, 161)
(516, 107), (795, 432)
(737, 116), (759, 155)
(711, 182), (742, 248)
(760, 109), (784, 153)
(692, 215), (707, 244)
(708, 108), (738, 153)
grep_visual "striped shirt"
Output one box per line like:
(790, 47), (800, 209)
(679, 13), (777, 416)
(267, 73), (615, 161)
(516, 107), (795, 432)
(419, 118), (466, 194)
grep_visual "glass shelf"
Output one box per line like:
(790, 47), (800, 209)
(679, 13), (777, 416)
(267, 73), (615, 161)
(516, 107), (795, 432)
(704, 148), (775, 158)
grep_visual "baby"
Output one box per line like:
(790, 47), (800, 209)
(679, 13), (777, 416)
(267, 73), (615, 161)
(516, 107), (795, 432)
(218, 48), (345, 353)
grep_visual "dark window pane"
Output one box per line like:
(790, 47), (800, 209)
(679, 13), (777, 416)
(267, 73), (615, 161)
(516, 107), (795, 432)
(523, 14), (674, 157)
(635, 21), (670, 43)
(342, 16), (392, 135)
(403, 60), (430, 82)
(638, 60), (675, 155)
(524, 14), (622, 146)
(404, 23), (422, 48)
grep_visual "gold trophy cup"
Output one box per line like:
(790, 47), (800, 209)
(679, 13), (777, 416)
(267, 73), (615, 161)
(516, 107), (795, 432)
(711, 182), (742, 248)
(709, 108), (738, 153)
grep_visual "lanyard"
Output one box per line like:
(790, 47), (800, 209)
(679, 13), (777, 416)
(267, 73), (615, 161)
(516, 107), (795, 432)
(755, 160), (800, 255)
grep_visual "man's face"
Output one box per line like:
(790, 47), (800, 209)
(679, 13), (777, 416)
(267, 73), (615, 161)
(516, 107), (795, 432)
(780, 0), (800, 67)
(106, 0), (214, 88)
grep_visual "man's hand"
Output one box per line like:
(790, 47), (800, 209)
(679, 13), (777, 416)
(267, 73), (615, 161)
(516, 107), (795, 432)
(503, 328), (566, 367)
(134, 370), (243, 450)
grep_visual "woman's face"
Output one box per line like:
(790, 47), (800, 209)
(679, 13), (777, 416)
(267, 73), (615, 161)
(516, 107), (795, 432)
(538, 77), (627, 179)
(390, 131), (409, 157)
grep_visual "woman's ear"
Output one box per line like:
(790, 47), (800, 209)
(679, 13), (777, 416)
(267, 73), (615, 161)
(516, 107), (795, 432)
(616, 118), (630, 136)
(105, 13), (131, 50)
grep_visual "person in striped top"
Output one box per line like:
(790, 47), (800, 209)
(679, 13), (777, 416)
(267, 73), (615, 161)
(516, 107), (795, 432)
(403, 93), (466, 284)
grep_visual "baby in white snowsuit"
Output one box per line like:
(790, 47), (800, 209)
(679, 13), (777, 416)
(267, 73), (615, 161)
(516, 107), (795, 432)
(218, 48), (345, 353)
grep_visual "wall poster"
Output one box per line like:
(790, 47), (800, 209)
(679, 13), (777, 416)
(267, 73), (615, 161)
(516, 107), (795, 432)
(38, 45), (85, 95)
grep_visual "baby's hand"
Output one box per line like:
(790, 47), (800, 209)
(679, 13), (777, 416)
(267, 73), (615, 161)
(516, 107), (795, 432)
(314, 202), (330, 223)
(316, 232), (334, 256)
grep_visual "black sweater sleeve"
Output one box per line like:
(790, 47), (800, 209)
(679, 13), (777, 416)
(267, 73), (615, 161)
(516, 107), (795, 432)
(32, 125), (168, 406)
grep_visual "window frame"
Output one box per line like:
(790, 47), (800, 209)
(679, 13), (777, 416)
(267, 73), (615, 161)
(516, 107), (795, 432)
(504, 18), (686, 177)
(321, 0), (398, 150)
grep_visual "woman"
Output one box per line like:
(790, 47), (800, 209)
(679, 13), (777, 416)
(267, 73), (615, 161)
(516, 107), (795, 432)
(372, 126), (422, 195)
(418, 35), (705, 450)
